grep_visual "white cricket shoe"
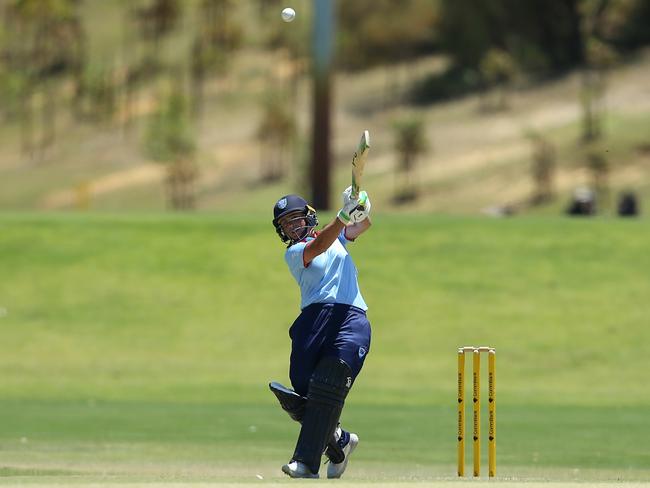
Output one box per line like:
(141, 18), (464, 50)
(327, 432), (359, 479)
(282, 460), (319, 479)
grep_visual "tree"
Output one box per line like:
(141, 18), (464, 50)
(392, 116), (429, 203)
(528, 132), (557, 205)
(3, 0), (83, 160)
(190, 0), (243, 118)
(580, 37), (619, 142)
(438, 0), (585, 74)
(110, 0), (184, 136)
(478, 48), (518, 112)
(586, 148), (609, 208)
(254, 0), (309, 181)
(336, 0), (438, 71)
(76, 65), (118, 124)
(613, 0), (650, 47)
(257, 92), (295, 182)
(257, 0), (309, 100)
(337, 0), (438, 107)
(145, 83), (198, 210)
(134, 0), (181, 50)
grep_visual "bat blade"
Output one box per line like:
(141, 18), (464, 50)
(351, 130), (370, 199)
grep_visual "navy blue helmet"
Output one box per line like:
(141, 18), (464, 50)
(272, 194), (319, 245)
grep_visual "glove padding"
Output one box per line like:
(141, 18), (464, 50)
(342, 186), (355, 208)
(338, 186), (371, 224)
(349, 191), (371, 223)
(337, 186), (360, 224)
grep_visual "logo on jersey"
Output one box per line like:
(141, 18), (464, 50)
(346, 377), (352, 388)
(358, 346), (367, 359)
(277, 198), (287, 210)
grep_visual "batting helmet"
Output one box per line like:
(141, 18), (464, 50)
(272, 194), (318, 245)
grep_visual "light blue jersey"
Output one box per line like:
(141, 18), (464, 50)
(284, 230), (368, 311)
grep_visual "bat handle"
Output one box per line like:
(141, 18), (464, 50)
(351, 183), (360, 200)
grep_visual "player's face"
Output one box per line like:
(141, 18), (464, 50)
(279, 211), (307, 241)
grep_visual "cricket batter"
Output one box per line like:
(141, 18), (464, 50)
(269, 187), (372, 478)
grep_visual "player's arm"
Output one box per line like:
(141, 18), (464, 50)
(344, 217), (371, 241)
(303, 219), (345, 265)
(303, 194), (361, 265)
(344, 190), (372, 241)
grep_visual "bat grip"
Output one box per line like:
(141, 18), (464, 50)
(351, 184), (360, 200)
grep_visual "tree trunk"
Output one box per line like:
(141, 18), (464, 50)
(166, 159), (198, 210)
(20, 85), (35, 159)
(41, 80), (56, 157)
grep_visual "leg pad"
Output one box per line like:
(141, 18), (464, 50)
(269, 381), (306, 422)
(292, 357), (352, 474)
(269, 381), (345, 463)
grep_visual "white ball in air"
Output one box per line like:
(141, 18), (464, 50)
(281, 7), (296, 22)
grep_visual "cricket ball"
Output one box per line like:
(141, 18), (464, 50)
(281, 7), (296, 22)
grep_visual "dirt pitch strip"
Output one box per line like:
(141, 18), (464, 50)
(1, 482), (650, 488)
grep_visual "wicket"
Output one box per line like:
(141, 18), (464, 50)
(457, 346), (496, 478)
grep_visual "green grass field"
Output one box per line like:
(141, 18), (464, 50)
(1, 213), (650, 486)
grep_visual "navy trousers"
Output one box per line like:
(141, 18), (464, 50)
(289, 303), (371, 396)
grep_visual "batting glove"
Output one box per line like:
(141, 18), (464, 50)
(341, 186), (354, 206)
(337, 191), (361, 224)
(350, 191), (371, 223)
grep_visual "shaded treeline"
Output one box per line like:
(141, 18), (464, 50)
(394, 0), (650, 102)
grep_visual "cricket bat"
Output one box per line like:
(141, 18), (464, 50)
(350, 130), (370, 200)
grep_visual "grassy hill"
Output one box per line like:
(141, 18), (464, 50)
(1, 213), (649, 484)
(1, 0), (649, 216)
